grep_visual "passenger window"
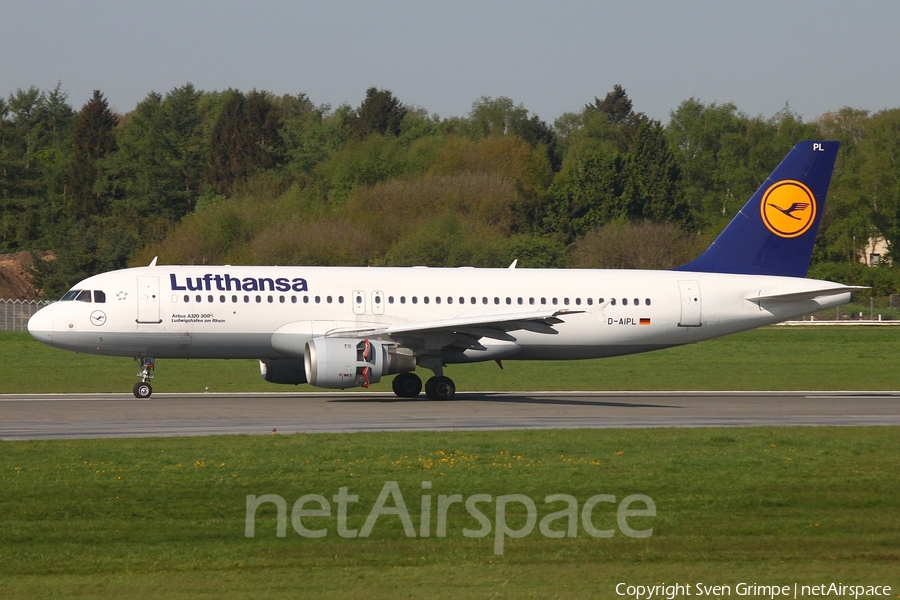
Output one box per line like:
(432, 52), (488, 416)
(388, 296), (394, 304)
(76, 290), (92, 302)
(256, 295), (262, 303)
(338, 296), (344, 304)
(315, 296), (321, 303)
(196, 295), (202, 303)
(93, 291), (106, 303)
(424, 297), (430, 304)
(291, 296), (297, 304)
(599, 298), (605, 304)
(587, 298), (593, 306)
(244, 295), (250, 303)
(494, 297), (500, 305)
(611, 298), (616, 306)
(233, 295), (239, 303)
(221, 295), (226, 303)
(575, 298), (581, 306)
(303, 296), (309, 303)
(529, 298), (535, 305)
(564, 298), (570, 305)
(326, 296), (333, 304)
(506, 297), (512, 305)
(552, 298), (558, 305)
(400, 296), (406, 304)
(482, 297), (488, 304)
(412, 297), (418, 304)
(184, 295), (190, 303)
(435, 297), (441, 304)
(208, 295), (214, 303)
(279, 296), (285, 303)
(517, 298), (523, 305)
(623, 298), (628, 306)
(645, 298), (651, 306)
(634, 298), (639, 306)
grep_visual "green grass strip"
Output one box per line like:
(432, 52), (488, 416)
(0, 427), (898, 598)
(3, 326), (900, 393)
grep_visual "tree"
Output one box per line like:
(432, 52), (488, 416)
(68, 90), (118, 217)
(206, 89), (285, 194)
(622, 119), (691, 226)
(163, 83), (205, 216)
(544, 149), (625, 241)
(0, 85), (75, 252)
(585, 84), (634, 125)
(467, 96), (529, 137)
(349, 87), (407, 139)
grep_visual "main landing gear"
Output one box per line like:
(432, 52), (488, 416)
(133, 356), (154, 398)
(391, 363), (456, 401)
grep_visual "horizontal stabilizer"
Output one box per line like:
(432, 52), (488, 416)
(747, 286), (867, 304)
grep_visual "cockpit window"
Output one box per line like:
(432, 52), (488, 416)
(61, 290), (81, 301)
(75, 290), (92, 303)
(94, 290), (106, 303)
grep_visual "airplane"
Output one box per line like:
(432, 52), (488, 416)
(28, 140), (861, 400)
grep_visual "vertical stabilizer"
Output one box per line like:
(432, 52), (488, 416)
(676, 140), (839, 277)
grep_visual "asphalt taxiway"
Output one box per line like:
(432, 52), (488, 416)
(0, 391), (898, 440)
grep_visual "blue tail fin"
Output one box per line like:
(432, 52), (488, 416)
(676, 140), (839, 277)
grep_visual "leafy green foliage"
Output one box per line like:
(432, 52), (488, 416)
(4, 82), (900, 297)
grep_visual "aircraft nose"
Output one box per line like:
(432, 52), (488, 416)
(27, 305), (54, 344)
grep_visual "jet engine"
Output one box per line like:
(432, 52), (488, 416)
(259, 358), (308, 384)
(304, 337), (416, 389)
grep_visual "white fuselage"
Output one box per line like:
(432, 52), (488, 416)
(27, 265), (851, 362)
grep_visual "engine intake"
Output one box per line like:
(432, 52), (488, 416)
(304, 337), (415, 389)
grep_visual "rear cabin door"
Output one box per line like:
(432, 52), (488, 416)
(677, 280), (702, 327)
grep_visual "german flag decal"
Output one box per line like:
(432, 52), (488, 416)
(639, 318), (651, 326)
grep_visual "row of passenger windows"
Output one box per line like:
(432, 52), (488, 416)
(179, 294), (652, 307)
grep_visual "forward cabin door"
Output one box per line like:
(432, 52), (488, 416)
(677, 280), (702, 327)
(136, 276), (162, 324)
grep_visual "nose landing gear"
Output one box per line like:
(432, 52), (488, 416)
(133, 356), (154, 398)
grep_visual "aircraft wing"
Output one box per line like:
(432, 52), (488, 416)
(746, 285), (867, 304)
(326, 310), (582, 350)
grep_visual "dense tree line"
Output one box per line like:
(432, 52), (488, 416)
(1, 82), (899, 297)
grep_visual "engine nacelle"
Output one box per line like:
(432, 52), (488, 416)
(304, 337), (416, 389)
(259, 358), (308, 385)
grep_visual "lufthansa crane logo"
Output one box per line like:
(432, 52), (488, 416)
(760, 180), (817, 238)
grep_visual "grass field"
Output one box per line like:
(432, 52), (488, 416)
(3, 326), (900, 394)
(1, 427), (898, 599)
(2, 328), (899, 598)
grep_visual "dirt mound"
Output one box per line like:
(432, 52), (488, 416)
(0, 251), (52, 299)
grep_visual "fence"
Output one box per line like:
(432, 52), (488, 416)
(1, 299), (52, 332)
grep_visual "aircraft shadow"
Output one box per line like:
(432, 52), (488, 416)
(329, 393), (682, 409)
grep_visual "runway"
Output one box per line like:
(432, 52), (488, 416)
(1, 391), (899, 440)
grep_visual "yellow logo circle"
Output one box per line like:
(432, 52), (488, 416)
(760, 180), (817, 238)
